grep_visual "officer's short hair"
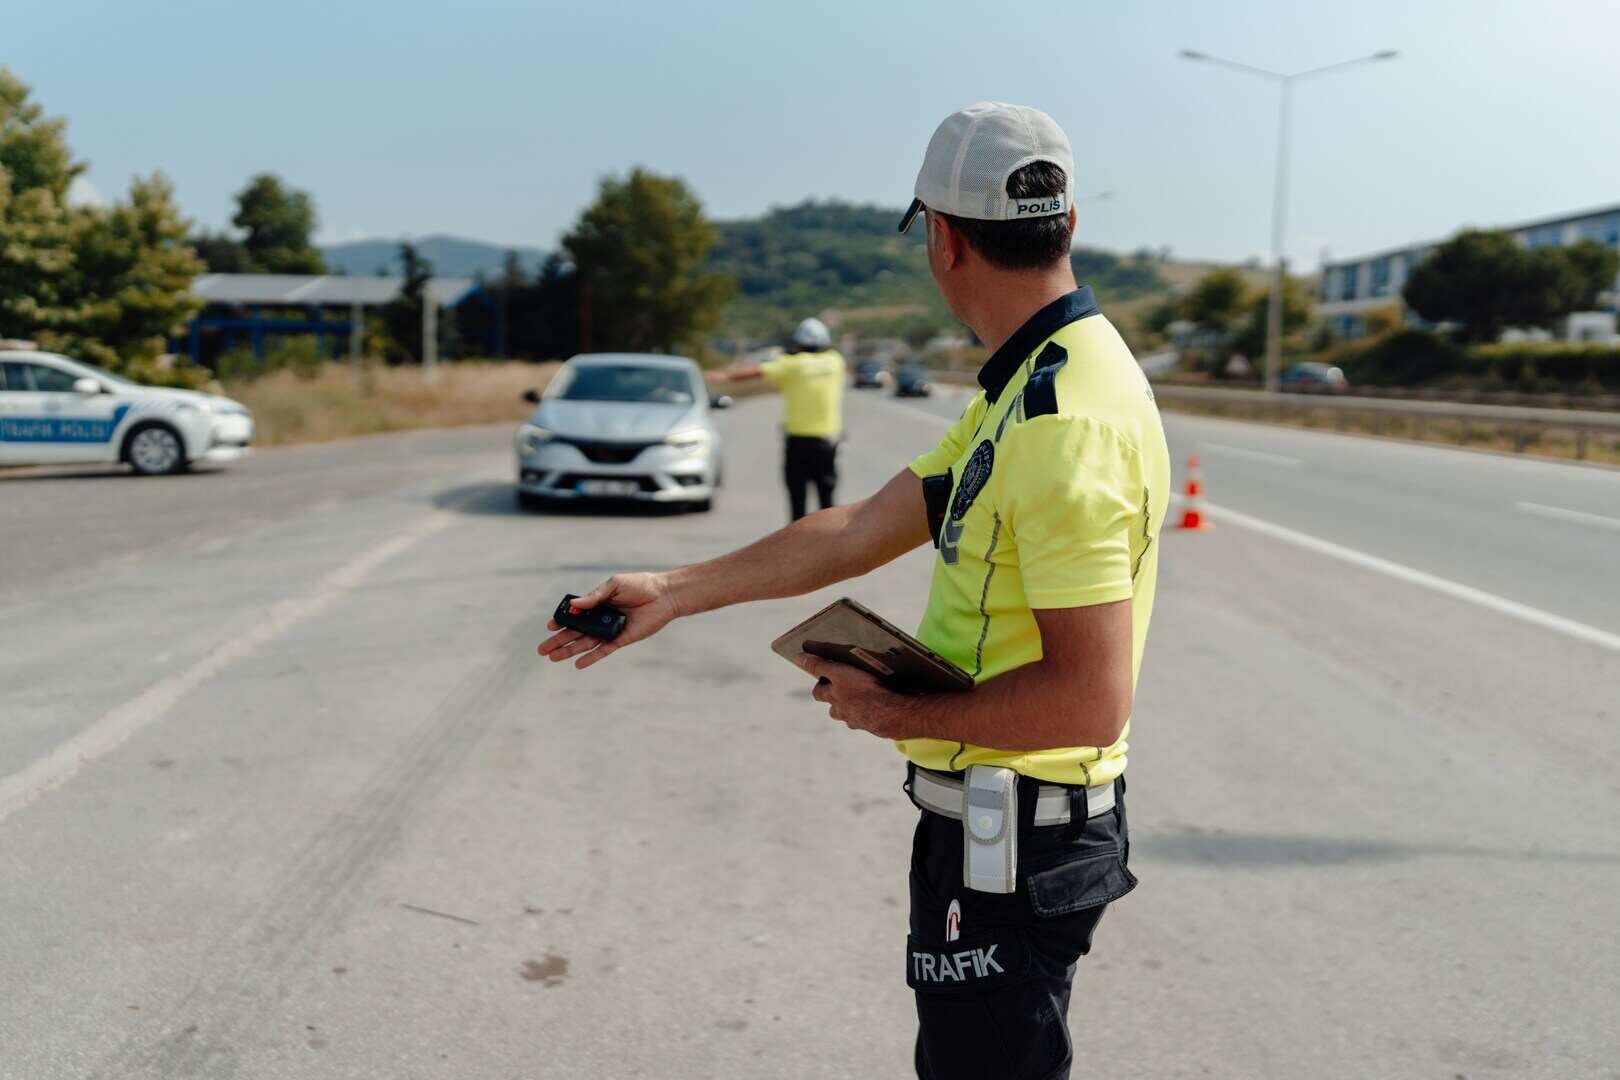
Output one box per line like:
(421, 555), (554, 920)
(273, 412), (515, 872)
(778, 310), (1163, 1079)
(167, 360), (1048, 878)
(939, 162), (1073, 271)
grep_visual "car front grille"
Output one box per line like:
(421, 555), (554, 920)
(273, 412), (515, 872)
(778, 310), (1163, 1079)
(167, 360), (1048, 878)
(556, 437), (657, 465)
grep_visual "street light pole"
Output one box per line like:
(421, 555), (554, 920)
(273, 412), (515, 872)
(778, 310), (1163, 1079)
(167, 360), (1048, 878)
(1180, 48), (1397, 392)
(1265, 79), (1293, 394)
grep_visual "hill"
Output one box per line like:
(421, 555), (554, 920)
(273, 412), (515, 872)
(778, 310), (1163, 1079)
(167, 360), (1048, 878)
(707, 200), (1173, 345)
(320, 234), (548, 278)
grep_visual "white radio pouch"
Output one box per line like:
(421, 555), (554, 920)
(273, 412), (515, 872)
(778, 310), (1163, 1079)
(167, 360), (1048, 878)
(962, 765), (1018, 893)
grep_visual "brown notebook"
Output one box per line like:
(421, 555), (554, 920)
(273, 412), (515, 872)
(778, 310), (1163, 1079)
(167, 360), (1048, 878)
(771, 597), (973, 694)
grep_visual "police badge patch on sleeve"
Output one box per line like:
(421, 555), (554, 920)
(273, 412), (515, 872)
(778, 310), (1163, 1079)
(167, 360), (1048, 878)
(950, 440), (994, 522)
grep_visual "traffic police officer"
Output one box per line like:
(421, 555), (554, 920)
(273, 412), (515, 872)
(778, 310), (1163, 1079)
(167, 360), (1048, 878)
(540, 102), (1170, 1079)
(723, 316), (847, 520)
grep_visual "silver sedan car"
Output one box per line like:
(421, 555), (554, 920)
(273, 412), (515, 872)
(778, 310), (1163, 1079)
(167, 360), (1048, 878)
(514, 353), (727, 512)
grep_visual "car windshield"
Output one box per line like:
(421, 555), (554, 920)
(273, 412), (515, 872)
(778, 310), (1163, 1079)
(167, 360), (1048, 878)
(69, 359), (138, 388)
(556, 365), (695, 404)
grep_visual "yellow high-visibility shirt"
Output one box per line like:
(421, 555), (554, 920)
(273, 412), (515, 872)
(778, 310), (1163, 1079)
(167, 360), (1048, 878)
(759, 349), (846, 438)
(901, 287), (1170, 786)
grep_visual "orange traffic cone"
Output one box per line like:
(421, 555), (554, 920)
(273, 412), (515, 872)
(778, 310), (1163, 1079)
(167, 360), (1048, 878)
(1177, 453), (1213, 530)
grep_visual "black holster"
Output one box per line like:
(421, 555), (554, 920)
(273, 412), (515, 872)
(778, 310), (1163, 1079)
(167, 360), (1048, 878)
(921, 471), (952, 547)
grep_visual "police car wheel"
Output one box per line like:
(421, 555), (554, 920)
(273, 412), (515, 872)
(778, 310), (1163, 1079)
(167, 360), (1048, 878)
(689, 497), (713, 513)
(125, 424), (187, 476)
(515, 490), (546, 512)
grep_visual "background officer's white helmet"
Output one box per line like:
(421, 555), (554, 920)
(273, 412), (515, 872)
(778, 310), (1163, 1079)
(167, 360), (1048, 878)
(791, 317), (833, 350)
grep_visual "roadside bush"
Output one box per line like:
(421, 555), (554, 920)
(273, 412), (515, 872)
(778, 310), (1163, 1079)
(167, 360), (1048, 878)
(1362, 306), (1403, 336)
(215, 335), (325, 383)
(1332, 329), (1467, 386)
(1331, 330), (1620, 394)
(119, 356), (214, 390)
(1473, 342), (1620, 393)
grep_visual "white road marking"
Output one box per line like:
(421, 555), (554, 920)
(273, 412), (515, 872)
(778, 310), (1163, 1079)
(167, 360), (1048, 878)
(0, 507), (462, 825)
(896, 394), (1620, 651)
(1199, 443), (1304, 468)
(1514, 501), (1620, 533)
(1197, 500), (1620, 654)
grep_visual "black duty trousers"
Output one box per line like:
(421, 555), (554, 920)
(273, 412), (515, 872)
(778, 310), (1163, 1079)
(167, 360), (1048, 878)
(783, 435), (838, 521)
(906, 772), (1136, 1080)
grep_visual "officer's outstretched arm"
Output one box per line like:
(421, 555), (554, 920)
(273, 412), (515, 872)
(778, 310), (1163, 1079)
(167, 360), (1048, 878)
(713, 360), (762, 382)
(537, 468), (930, 670)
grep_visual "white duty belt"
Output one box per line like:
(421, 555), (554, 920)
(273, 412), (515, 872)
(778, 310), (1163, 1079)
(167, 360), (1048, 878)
(910, 766), (1116, 827)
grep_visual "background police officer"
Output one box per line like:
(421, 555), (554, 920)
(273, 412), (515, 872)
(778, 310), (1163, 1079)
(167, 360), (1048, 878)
(721, 317), (846, 520)
(540, 102), (1170, 1080)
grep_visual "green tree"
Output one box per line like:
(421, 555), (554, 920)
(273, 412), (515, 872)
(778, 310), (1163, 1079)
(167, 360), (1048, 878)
(1403, 231), (1521, 343)
(1140, 296), (1180, 338)
(1231, 275), (1311, 360)
(456, 252), (582, 360)
(42, 174), (204, 369)
(1404, 230), (1620, 343)
(0, 67), (81, 341)
(1, 69), (202, 381)
(563, 167), (734, 354)
(1180, 269), (1250, 336)
(1559, 240), (1620, 308)
(232, 173), (326, 274)
(380, 241), (440, 363)
(189, 228), (253, 272)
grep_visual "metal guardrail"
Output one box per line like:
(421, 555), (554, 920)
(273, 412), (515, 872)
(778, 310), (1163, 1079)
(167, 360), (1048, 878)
(1150, 383), (1620, 459)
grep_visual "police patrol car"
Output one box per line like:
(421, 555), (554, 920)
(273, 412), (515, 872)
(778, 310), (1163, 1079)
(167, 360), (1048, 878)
(0, 345), (253, 475)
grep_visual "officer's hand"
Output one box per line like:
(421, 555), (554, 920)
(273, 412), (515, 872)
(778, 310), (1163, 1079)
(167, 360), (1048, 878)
(537, 572), (678, 670)
(796, 654), (916, 739)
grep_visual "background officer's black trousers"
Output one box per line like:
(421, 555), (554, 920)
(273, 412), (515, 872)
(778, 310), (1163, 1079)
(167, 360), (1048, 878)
(783, 435), (838, 521)
(906, 774), (1136, 1080)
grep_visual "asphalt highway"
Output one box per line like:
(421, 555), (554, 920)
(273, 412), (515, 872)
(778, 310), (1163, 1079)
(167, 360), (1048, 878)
(1, 388), (1615, 1078)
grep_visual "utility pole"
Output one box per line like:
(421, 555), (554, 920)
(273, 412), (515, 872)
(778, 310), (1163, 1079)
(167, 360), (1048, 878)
(423, 285), (437, 380)
(1180, 47), (1398, 392)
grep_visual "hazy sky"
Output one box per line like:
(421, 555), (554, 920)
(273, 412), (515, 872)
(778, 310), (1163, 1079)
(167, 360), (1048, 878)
(10, 0), (1619, 268)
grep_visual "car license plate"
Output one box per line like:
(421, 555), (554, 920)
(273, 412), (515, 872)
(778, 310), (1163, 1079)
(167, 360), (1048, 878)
(577, 479), (640, 496)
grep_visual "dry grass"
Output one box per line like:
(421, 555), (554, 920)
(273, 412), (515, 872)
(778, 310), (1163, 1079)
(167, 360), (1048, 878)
(833, 303), (933, 322)
(1155, 259), (1274, 291)
(225, 362), (559, 447)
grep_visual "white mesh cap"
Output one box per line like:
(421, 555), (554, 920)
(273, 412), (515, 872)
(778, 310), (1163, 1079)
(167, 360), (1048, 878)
(898, 102), (1074, 233)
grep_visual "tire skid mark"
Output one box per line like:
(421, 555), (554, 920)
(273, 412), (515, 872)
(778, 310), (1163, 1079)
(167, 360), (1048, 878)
(93, 617), (543, 1078)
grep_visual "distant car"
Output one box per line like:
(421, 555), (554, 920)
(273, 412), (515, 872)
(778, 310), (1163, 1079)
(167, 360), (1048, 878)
(1280, 362), (1349, 393)
(514, 353), (725, 512)
(0, 349), (253, 474)
(852, 360), (891, 389)
(893, 364), (935, 398)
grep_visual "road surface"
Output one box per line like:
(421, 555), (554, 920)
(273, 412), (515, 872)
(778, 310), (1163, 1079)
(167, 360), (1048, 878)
(1, 388), (1615, 1078)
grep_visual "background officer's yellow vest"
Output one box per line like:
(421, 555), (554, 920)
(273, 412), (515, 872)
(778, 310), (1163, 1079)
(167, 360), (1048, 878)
(760, 350), (845, 438)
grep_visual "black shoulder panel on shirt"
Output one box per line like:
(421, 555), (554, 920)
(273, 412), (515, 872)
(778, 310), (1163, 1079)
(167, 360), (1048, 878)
(1022, 342), (1068, 419)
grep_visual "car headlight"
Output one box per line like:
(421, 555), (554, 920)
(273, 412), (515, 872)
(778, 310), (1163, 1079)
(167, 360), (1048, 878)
(516, 424), (553, 454)
(664, 429), (712, 453)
